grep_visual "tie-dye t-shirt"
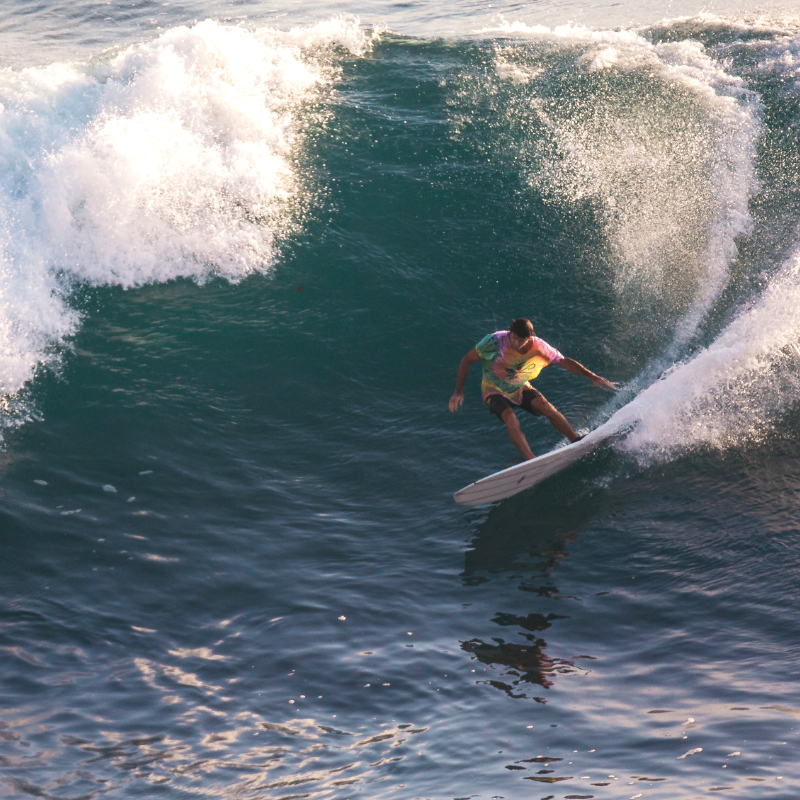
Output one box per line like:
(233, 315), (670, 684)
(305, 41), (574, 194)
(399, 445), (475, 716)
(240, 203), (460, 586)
(475, 331), (564, 404)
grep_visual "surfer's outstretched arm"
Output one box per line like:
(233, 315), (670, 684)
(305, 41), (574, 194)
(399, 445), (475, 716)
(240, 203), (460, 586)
(449, 348), (481, 411)
(559, 357), (615, 390)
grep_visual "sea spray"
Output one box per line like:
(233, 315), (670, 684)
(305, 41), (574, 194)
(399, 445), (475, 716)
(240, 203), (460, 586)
(612, 243), (800, 460)
(483, 22), (762, 353)
(605, 19), (800, 461)
(584, 18), (800, 462)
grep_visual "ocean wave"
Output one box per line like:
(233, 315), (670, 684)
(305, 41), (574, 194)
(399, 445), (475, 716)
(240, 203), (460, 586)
(0, 16), (374, 400)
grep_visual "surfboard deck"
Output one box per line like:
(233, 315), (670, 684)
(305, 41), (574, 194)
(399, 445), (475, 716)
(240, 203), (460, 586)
(453, 427), (617, 506)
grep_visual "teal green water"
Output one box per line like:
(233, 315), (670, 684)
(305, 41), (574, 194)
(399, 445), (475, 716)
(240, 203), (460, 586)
(3, 7), (800, 799)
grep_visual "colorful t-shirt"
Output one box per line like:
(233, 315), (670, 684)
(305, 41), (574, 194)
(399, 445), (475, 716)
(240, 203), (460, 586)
(475, 331), (564, 404)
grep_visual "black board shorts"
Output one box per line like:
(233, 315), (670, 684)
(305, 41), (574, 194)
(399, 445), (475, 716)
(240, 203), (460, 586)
(485, 389), (544, 419)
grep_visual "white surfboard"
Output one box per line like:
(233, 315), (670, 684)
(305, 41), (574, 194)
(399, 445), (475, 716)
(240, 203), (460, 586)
(453, 425), (618, 506)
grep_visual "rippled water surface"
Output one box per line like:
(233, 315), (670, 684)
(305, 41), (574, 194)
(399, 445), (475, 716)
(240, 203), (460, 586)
(2, 1), (800, 798)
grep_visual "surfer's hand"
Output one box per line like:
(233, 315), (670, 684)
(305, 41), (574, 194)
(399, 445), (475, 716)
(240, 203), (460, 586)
(449, 392), (464, 412)
(591, 375), (616, 390)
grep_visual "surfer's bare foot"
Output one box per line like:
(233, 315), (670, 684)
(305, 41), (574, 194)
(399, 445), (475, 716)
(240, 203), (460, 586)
(573, 434), (585, 442)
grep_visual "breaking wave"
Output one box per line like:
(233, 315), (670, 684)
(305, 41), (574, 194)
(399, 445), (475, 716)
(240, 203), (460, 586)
(0, 16), (374, 400)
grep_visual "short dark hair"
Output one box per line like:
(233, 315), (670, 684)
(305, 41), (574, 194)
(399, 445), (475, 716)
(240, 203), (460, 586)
(510, 318), (534, 338)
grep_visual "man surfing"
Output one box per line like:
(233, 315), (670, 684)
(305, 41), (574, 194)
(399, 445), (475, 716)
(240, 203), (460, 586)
(449, 318), (615, 459)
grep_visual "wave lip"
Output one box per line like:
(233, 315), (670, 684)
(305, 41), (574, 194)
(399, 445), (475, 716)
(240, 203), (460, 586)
(38, 18), (336, 287)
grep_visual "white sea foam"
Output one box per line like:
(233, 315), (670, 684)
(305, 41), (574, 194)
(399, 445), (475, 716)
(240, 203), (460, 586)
(610, 243), (800, 460)
(756, 33), (800, 96)
(485, 17), (800, 465)
(494, 57), (542, 84)
(482, 13), (800, 43)
(0, 17), (373, 408)
(649, 11), (800, 39)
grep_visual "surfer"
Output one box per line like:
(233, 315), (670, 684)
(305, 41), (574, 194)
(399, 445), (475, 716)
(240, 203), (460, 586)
(449, 318), (615, 459)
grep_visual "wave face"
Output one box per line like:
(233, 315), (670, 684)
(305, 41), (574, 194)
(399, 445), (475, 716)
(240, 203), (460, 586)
(0, 17), (374, 399)
(0, 12), (797, 465)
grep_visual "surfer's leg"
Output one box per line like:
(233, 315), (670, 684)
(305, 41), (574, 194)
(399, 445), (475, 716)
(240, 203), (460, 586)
(527, 395), (580, 442)
(500, 408), (536, 460)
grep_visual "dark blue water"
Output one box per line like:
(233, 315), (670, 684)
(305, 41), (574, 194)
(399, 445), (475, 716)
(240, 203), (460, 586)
(2, 3), (800, 798)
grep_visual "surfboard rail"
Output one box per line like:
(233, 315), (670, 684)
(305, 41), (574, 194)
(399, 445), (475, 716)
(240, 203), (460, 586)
(454, 427), (617, 506)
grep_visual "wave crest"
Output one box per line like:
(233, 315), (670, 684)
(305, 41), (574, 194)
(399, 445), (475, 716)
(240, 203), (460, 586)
(0, 17), (372, 399)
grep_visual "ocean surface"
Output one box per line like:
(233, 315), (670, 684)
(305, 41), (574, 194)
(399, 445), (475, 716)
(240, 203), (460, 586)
(3, 0), (800, 798)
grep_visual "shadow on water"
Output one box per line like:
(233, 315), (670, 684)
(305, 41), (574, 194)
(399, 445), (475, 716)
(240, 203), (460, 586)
(462, 449), (619, 579)
(459, 453), (618, 701)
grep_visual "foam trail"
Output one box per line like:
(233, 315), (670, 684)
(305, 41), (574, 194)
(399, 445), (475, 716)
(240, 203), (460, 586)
(0, 17), (374, 410)
(608, 244), (800, 462)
